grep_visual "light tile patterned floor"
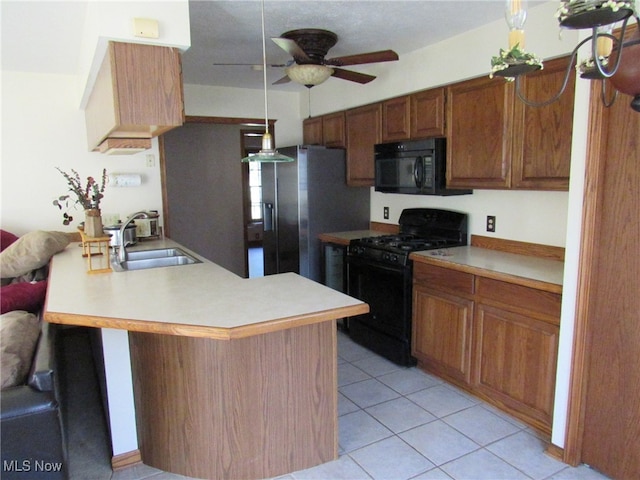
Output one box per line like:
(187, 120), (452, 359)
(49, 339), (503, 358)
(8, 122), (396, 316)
(112, 330), (610, 480)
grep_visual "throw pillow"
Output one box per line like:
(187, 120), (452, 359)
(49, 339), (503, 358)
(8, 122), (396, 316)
(0, 231), (70, 279)
(0, 230), (19, 252)
(0, 280), (48, 314)
(0, 310), (41, 388)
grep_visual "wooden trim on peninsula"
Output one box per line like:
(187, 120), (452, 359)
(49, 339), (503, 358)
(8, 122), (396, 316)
(111, 449), (141, 470)
(471, 235), (565, 261)
(43, 303), (368, 340)
(129, 322), (338, 479)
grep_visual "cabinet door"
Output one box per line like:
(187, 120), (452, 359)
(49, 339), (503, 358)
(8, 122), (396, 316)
(511, 56), (574, 190)
(345, 103), (382, 186)
(411, 88), (446, 138)
(382, 96), (411, 142)
(447, 76), (514, 189)
(303, 117), (323, 145)
(322, 112), (346, 147)
(412, 286), (473, 384)
(473, 303), (559, 431)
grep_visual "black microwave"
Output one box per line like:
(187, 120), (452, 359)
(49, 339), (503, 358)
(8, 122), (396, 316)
(374, 138), (472, 196)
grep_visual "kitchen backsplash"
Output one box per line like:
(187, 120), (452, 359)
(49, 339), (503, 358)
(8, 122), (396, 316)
(370, 188), (569, 247)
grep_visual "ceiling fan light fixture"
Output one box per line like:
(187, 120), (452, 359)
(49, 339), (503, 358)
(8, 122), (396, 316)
(285, 64), (334, 86)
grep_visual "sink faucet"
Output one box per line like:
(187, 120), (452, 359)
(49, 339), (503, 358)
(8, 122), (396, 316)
(116, 211), (150, 264)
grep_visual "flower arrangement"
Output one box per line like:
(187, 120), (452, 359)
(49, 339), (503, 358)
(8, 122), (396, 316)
(555, 0), (635, 23)
(53, 167), (107, 225)
(577, 55), (610, 78)
(490, 44), (544, 80)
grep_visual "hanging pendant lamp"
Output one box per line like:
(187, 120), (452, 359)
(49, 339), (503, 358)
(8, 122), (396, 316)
(241, 0), (294, 163)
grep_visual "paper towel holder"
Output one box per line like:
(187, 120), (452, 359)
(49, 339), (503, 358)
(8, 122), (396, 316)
(109, 173), (142, 187)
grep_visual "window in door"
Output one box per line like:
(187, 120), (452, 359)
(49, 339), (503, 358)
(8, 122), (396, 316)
(248, 162), (262, 221)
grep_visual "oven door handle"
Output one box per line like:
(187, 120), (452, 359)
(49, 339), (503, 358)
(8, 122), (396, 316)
(346, 255), (407, 275)
(413, 156), (424, 189)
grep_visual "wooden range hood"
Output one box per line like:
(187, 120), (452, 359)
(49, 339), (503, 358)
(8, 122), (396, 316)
(84, 41), (184, 155)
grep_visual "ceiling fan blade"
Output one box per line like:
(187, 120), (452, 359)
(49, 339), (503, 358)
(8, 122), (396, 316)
(331, 68), (376, 84)
(272, 75), (291, 85)
(325, 50), (399, 66)
(212, 63), (287, 68)
(271, 37), (311, 63)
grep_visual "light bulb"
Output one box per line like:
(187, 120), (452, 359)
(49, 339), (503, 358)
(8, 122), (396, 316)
(505, 0), (528, 49)
(595, 25), (614, 58)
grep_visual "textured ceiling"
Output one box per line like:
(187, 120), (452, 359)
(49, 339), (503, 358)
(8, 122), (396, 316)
(2, 1), (544, 91)
(184, 0), (511, 90)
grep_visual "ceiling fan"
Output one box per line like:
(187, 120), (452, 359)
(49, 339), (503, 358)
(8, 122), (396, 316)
(271, 29), (399, 87)
(213, 28), (399, 88)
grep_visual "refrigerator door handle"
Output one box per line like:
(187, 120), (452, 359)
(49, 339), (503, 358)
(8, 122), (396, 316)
(263, 202), (274, 232)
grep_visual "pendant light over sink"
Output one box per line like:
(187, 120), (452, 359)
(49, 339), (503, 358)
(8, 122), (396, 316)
(241, 0), (293, 163)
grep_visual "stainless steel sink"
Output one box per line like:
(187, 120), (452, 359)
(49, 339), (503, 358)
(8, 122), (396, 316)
(112, 248), (201, 271)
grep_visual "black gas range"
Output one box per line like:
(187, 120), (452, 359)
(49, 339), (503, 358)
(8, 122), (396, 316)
(346, 208), (468, 366)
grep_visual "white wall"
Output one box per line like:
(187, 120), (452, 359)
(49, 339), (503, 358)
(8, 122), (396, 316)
(372, 190), (570, 246)
(183, 84), (302, 147)
(1, 0), (191, 237)
(0, 71), (165, 236)
(78, 0), (191, 106)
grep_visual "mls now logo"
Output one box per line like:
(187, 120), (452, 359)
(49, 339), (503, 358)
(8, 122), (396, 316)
(3, 459), (64, 473)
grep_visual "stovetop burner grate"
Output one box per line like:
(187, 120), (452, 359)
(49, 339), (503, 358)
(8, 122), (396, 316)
(347, 209), (468, 265)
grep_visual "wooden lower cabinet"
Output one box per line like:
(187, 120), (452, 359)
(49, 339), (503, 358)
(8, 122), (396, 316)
(412, 286), (473, 384)
(412, 262), (560, 433)
(473, 303), (559, 431)
(129, 321), (338, 480)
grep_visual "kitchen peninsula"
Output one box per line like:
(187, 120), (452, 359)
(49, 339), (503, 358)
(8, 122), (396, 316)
(44, 238), (368, 480)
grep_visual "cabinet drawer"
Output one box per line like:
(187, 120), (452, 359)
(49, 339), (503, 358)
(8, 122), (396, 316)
(414, 263), (473, 295)
(476, 277), (561, 320)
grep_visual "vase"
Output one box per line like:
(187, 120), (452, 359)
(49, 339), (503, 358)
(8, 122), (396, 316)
(84, 209), (104, 237)
(610, 26), (640, 112)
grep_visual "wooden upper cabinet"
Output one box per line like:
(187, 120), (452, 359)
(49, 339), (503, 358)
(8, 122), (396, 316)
(447, 55), (574, 191)
(511, 56), (575, 190)
(322, 112), (346, 147)
(346, 103), (382, 186)
(303, 112), (345, 147)
(411, 88), (446, 138)
(382, 96), (411, 142)
(85, 41), (184, 153)
(447, 76), (514, 189)
(303, 117), (323, 145)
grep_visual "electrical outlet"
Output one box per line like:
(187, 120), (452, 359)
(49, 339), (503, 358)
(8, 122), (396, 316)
(486, 215), (496, 232)
(146, 154), (156, 167)
(383, 207), (389, 220)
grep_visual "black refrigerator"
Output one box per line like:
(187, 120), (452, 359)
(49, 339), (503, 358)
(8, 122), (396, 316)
(261, 145), (370, 283)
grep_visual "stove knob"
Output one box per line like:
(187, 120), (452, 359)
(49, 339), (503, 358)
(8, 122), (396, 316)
(382, 252), (390, 261)
(390, 254), (398, 263)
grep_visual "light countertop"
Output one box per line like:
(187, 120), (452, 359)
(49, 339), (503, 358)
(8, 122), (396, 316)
(44, 238), (368, 339)
(411, 246), (564, 292)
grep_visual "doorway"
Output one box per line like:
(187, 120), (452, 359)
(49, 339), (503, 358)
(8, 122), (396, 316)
(160, 116), (269, 278)
(241, 130), (265, 278)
